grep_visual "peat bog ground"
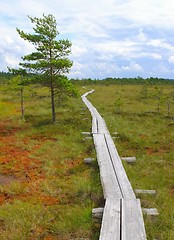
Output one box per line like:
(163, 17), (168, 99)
(0, 82), (174, 240)
(0, 85), (102, 240)
(88, 84), (174, 240)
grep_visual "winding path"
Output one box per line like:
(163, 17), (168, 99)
(82, 90), (147, 240)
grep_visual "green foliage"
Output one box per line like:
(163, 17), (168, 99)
(8, 76), (24, 90)
(71, 77), (174, 86)
(16, 14), (72, 79)
(14, 14), (76, 122)
(0, 72), (12, 85)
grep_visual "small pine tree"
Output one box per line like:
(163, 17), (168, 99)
(13, 14), (77, 123)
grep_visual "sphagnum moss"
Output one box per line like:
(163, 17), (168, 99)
(0, 86), (101, 240)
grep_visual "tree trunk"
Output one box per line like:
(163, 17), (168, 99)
(20, 88), (25, 120)
(167, 101), (170, 116)
(50, 80), (56, 123)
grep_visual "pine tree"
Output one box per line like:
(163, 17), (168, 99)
(16, 14), (75, 122)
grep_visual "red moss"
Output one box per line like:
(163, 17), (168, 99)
(0, 194), (5, 205)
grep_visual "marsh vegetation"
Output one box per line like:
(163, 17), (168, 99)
(88, 84), (174, 240)
(0, 77), (174, 239)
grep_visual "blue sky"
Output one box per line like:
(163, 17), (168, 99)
(1, 0), (174, 79)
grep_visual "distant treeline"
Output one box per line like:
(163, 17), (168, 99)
(0, 71), (174, 85)
(0, 71), (12, 84)
(71, 77), (174, 85)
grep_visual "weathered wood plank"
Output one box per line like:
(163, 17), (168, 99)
(97, 117), (109, 134)
(92, 116), (98, 134)
(82, 95), (101, 128)
(104, 134), (136, 199)
(136, 199), (147, 239)
(82, 90), (147, 240)
(99, 199), (147, 240)
(99, 199), (121, 240)
(122, 199), (147, 240)
(93, 134), (123, 199)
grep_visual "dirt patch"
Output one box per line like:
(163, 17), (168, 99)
(0, 194), (5, 204)
(0, 174), (17, 185)
(0, 119), (62, 207)
(146, 147), (156, 156)
(146, 146), (170, 156)
(139, 134), (147, 139)
(0, 120), (22, 137)
(169, 186), (174, 196)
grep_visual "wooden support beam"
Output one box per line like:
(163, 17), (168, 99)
(121, 157), (136, 163)
(112, 132), (119, 135)
(83, 136), (93, 140)
(82, 118), (89, 120)
(135, 189), (156, 195)
(73, 238), (90, 240)
(112, 136), (119, 139)
(143, 208), (159, 216)
(81, 132), (92, 135)
(92, 208), (104, 219)
(84, 158), (95, 164)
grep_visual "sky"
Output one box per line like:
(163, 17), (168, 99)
(1, 0), (174, 79)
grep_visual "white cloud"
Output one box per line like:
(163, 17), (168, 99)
(136, 53), (162, 60)
(95, 40), (138, 57)
(116, 0), (174, 29)
(95, 62), (120, 72)
(168, 56), (174, 64)
(0, 29), (34, 71)
(149, 53), (162, 60)
(4, 54), (19, 67)
(69, 61), (86, 78)
(122, 62), (144, 72)
(147, 39), (174, 52)
(71, 45), (87, 57)
(136, 29), (148, 42)
(155, 64), (171, 74)
(1, 0), (174, 78)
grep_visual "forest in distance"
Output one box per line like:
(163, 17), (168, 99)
(0, 71), (174, 86)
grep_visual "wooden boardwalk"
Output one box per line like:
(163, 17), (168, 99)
(82, 90), (147, 240)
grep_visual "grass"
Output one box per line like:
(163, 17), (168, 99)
(0, 201), (47, 240)
(0, 85), (102, 240)
(1, 82), (173, 239)
(88, 84), (174, 240)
